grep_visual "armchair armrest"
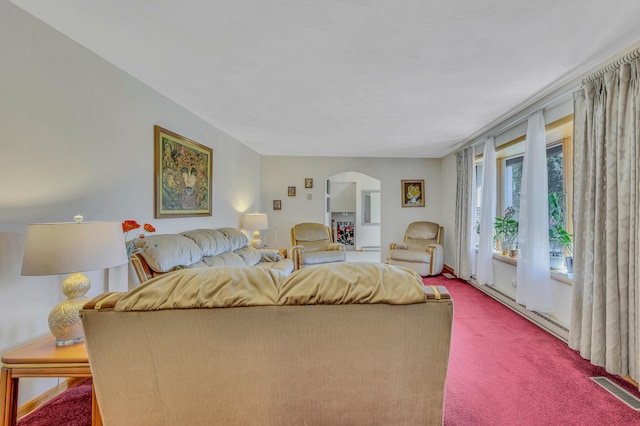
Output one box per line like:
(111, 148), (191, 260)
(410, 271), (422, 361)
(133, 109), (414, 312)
(290, 245), (305, 270)
(426, 244), (444, 275)
(328, 243), (345, 251)
(130, 253), (152, 284)
(389, 242), (408, 250)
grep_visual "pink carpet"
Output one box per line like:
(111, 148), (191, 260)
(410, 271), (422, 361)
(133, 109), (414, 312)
(17, 276), (640, 425)
(17, 379), (92, 426)
(428, 274), (640, 425)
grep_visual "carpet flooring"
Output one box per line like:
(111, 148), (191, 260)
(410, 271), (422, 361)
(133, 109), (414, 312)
(17, 275), (640, 425)
(17, 379), (92, 426)
(430, 274), (640, 425)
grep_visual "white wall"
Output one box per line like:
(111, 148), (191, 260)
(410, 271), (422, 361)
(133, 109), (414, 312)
(1, 1), (262, 403)
(330, 182), (357, 212)
(261, 157), (442, 262)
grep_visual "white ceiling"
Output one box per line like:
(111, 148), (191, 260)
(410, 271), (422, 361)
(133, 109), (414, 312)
(10, 0), (640, 158)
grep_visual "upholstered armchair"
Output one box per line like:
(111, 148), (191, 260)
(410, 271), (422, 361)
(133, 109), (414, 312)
(290, 222), (346, 270)
(388, 221), (444, 276)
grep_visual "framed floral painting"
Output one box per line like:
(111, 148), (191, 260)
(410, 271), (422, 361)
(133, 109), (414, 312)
(401, 179), (425, 207)
(154, 125), (213, 218)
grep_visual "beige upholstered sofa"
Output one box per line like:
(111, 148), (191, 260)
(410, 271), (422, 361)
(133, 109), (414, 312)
(81, 263), (453, 425)
(290, 222), (346, 270)
(128, 227), (294, 285)
(388, 221), (445, 276)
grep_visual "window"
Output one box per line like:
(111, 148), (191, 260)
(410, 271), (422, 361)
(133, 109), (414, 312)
(504, 156), (523, 216)
(494, 115), (573, 270)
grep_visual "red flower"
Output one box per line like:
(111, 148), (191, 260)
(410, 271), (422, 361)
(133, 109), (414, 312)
(122, 220), (141, 232)
(122, 219), (156, 257)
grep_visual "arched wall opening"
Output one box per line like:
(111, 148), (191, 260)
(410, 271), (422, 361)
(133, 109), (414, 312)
(325, 171), (381, 253)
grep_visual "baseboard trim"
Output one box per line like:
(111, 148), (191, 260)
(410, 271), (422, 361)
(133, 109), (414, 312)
(443, 264), (455, 276)
(17, 377), (85, 419)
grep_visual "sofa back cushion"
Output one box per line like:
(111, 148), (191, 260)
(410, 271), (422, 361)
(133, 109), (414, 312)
(133, 234), (202, 273)
(181, 229), (232, 256)
(217, 228), (251, 251)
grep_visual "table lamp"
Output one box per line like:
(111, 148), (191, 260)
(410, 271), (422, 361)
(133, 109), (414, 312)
(244, 213), (269, 249)
(21, 215), (128, 346)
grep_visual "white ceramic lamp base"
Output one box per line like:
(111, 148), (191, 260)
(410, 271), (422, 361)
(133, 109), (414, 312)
(49, 272), (91, 346)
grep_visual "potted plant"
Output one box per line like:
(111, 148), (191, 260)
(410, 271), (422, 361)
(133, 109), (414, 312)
(548, 192), (573, 273)
(550, 223), (573, 273)
(494, 207), (519, 257)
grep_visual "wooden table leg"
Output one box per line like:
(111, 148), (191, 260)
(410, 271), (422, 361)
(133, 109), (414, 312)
(91, 383), (102, 426)
(1, 367), (18, 426)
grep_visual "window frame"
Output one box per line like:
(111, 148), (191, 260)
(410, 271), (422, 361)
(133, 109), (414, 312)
(474, 114), (574, 277)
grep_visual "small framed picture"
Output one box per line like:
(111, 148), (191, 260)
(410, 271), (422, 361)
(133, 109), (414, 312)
(288, 186), (296, 197)
(401, 179), (425, 207)
(305, 178), (313, 189)
(273, 200), (281, 210)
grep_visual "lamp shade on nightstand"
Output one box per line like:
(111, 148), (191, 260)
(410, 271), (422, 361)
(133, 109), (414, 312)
(21, 218), (128, 346)
(244, 213), (269, 249)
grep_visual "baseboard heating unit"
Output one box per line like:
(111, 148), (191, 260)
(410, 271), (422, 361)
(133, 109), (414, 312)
(469, 279), (569, 343)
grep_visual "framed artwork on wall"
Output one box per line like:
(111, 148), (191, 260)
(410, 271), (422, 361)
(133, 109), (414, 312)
(305, 178), (313, 188)
(401, 179), (425, 207)
(288, 186), (296, 196)
(273, 200), (281, 210)
(154, 125), (213, 218)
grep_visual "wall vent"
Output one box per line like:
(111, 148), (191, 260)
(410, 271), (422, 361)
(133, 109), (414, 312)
(591, 377), (640, 410)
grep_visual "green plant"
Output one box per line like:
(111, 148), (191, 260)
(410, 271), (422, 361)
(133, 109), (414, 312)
(550, 223), (573, 257)
(494, 206), (519, 249)
(548, 192), (573, 257)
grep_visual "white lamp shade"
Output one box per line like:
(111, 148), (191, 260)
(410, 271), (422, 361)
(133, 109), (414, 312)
(243, 213), (269, 230)
(21, 221), (129, 276)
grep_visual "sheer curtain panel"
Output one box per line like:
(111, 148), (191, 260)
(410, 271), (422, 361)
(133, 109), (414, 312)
(454, 147), (475, 281)
(515, 110), (552, 312)
(570, 55), (640, 384)
(476, 138), (496, 285)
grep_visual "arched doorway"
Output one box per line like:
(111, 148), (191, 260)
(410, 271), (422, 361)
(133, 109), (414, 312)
(325, 172), (381, 259)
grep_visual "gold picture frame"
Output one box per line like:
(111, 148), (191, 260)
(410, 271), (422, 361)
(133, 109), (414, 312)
(305, 178), (313, 189)
(273, 200), (281, 210)
(154, 125), (213, 218)
(401, 179), (425, 207)
(288, 186), (296, 197)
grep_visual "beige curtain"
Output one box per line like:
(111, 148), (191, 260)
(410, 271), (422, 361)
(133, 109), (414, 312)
(454, 147), (474, 280)
(569, 55), (640, 384)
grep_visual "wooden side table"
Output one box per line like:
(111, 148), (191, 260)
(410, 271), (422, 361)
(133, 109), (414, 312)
(0, 335), (101, 426)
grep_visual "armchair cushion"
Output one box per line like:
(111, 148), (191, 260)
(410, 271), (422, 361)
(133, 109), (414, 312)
(388, 221), (444, 276)
(405, 221), (440, 250)
(290, 222), (346, 270)
(297, 250), (346, 267)
(389, 246), (439, 264)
